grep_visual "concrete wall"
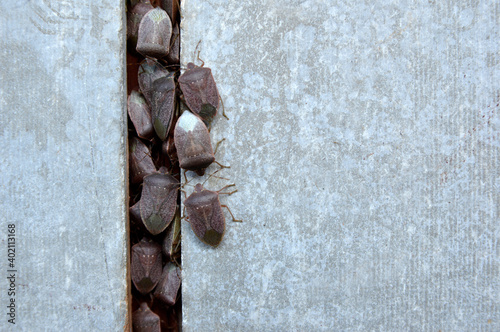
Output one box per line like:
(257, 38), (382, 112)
(0, 0), (497, 331)
(181, 0), (499, 331)
(0, 1), (129, 330)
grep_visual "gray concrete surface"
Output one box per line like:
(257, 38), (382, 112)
(0, 1), (129, 330)
(181, 0), (499, 331)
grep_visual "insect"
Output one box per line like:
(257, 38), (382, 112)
(126, 0), (154, 51)
(162, 136), (178, 166)
(178, 61), (221, 125)
(160, 0), (179, 24)
(138, 59), (171, 106)
(153, 263), (181, 306)
(129, 137), (156, 184)
(140, 169), (179, 235)
(131, 238), (162, 294)
(150, 72), (176, 140)
(166, 23), (180, 65)
(184, 183), (241, 247)
(174, 110), (215, 176)
(162, 209), (181, 263)
(136, 7), (172, 59)
(128, 90), (154, 139)
(129, 201), (141, 223)
(132, 302), (161, 332)
(138, 60), (176, 140)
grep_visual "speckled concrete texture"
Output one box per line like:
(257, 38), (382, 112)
(181, 1), (499, 331)
(0, 1), (128, 330)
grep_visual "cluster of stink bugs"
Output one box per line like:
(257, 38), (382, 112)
(126, 1), (240, 331)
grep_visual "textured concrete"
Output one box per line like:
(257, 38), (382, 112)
(0, 1), (128, 330)
(181, 0), (499, 331)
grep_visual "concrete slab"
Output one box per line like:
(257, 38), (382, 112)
(0, 1), (128, 330)
(181, 0), (499, 331)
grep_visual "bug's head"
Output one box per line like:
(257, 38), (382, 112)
(194, 168), (206, 176)
(193, 183), (204, 193)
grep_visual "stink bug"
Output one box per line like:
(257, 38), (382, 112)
(131, 238), (162, 294)
(126, 0), (154, 51)
(130, 201), (141, 223)
(160, 0), (179, 24)
(132, 302), (161, 332)
(128, 90), (154, 139)
(184, 183), (241, 247)
(153, 263), (181, 306)
(129, 137), (156, 184)
(138, 59), (170, 106)
(166, 23), (180, 65)
(162, 136), (178, 165)
(140, 169), (179, 235)
(136, 7), (172, 59)
(162, 210), (181, 262)
(178, 62), (220, 124)
(174, 110), (215, 175)
(150, 72), (176, 140)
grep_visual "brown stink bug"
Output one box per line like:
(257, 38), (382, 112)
(129, 137), (156, 184)
(178, 62), (221, 124)
(130, 201), (142, 223)
(160, 0), (179, 24)
(131, 238), (162, 294)
(166, 23), (180, 65)
(174, 110), (215, 175)
(140, 169), (179, 235)
(162, 136), (178, 166)
(128, 90), (154, 139)
(150, 72), (176, 140)
(136, 7), (172, 59)
(162, 210), (181, 262)
(153, 263), (181, 306)
(126, 0), (154, 51)
(132, 302), (161, 332)
(138, 59), (170, 106)
(184, 183), (241, 247)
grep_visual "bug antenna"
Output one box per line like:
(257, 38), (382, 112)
(196, 50), (205, 67)
(193, 40), (204, 67)
(181, 170), (199, 189)
(201, 166), (226, 186)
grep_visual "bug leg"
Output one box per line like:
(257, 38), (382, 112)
(217, 183), (237, 195)
(213, 138), (226, 155)
(217, 183), (236, 195)
(220, 188), (238, 195)
(172, 258), (182, 269)
(221, 204), (242, 222)
(181, 170), (198, 190)
(215, 161), (230, 169)
(211, 174), (229, 181)
(170, 32), (180, 49)
(219, 97), (229, 120)
(172, 240), (182, 268)
(180, 205), (189, 222)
